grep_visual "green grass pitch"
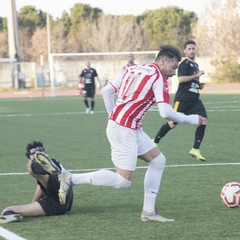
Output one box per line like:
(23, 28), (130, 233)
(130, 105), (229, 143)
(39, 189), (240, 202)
(0, 93), (239, 240)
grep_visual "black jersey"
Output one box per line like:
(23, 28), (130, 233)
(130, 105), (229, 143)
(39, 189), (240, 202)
(80, 68), (98, 87)
(37, 158), (72, 207)
(174, 59), (201, 102)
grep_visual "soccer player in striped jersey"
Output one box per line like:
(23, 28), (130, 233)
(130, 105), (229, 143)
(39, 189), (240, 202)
(58, 45), (206, 223)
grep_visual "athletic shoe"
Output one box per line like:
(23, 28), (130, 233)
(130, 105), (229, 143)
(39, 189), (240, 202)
(34, 151), (61, 175)
(90, 110), (94, 114)
(86, 108), (90, 114)
(0, 211), (23, 224)
(58, 171), (73, 205)
(141, 211), (175, 223)
(189, 148), (206, 161)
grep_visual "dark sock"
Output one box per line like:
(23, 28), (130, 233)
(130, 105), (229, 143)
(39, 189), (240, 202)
(193, 125), (206, 149)
(2, 210), (17, 215)
(91, 100), (95, 111)
(154, 123), (172, 143)
(84, 99), (89, 108)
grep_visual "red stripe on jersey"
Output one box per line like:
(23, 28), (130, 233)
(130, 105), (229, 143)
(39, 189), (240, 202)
(109, 63), (168, 129)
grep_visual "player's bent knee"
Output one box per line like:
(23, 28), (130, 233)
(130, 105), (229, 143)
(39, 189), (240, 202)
(114, 173), (132, 189)
(149, 153), (166, 170)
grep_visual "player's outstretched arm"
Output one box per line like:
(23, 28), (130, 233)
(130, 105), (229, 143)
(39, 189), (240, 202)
(157, 102), (200, 125)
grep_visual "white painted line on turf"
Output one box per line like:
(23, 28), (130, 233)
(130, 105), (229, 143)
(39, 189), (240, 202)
(0, 111), (107, 118)
(67, 162), (240, 173)
(1, 162), (240, 176)
(0, 227), (27, 240)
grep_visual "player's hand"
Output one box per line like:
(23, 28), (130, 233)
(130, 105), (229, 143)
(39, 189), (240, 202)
(199, 116), (207, 126)
(199, 83), (205, 90)
(198, 70), (205, 77)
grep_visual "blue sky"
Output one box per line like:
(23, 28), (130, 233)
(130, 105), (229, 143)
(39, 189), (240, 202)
(2, 0), (210, 18)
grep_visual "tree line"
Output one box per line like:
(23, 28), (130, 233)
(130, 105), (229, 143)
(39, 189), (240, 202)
(0, 0), (239, 83)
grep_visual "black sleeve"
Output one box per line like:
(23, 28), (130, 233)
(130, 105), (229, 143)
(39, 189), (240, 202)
(178, 60), (188, 77)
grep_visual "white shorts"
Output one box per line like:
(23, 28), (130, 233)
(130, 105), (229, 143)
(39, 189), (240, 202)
(106, 120), (156, 171)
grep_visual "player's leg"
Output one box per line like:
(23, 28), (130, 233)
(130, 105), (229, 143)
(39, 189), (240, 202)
(154, 101), (180, 143)
(0, 201), (46, 223)
(83, 89), (90, 113)
(58, 120), (133, 204)
(138, 130), (174, 222)
(154, 121), (176, 143)
(189, 100), (207, 161)
(90, 88), (95, 114)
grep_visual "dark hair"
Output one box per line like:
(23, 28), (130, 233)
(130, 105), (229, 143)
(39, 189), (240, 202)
(155, 45), (182, 62)
(25, 141), (45, 158)
(184, 40), (196, 49)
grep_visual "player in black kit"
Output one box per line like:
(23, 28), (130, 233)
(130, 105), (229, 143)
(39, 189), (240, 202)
(0, 141), (73, 224)
(79, 61), (101, 114)
(153, 40), (207, 161)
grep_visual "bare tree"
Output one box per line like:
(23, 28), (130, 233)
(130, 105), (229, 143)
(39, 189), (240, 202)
(194, 0), (240, 57)
(0, 32), (8, 57)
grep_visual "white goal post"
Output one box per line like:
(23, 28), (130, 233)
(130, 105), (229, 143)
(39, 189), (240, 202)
(48, 51), (178, 97)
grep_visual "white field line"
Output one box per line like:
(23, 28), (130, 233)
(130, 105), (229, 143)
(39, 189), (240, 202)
(1, 162), (240, 176)
(0, 227), (27, 240)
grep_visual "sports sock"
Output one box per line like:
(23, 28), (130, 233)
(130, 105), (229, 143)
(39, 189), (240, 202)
(84, 99), (89, 108)
(91, 100), (95, 111)
(154, 123), (172, 143)
(72, 169), (131, 188)
(143, 153), (166, 213)
(193, 125), (206, 149)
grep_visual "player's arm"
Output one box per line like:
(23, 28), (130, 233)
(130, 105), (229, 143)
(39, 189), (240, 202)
(32, 184), (42, 203)
(158, 102), (205, 125)
(178, 71), (205, 83)
(96, 76), (102, 89)
(101, 75), (121, 115)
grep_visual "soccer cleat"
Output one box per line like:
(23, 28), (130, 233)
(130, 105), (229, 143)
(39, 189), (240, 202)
(0, 211), (23, 224)
(34, 151), (61, 175)
(90, 110), (94, 114)
(86, 108), (90, 114)
(141, 211), (175, 223)
(189, 148), (206, 161)
(151, 138), (158, 147)
(58, 171), (73, 205)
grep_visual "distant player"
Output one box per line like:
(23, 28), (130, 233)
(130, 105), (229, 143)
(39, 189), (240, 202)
(121, 53), (137, 75)
(79, 61), (101, 114)
(154, 40), (207, 161)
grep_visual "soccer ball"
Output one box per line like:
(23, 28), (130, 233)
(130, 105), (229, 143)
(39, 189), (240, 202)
(221, 182), (240, 208)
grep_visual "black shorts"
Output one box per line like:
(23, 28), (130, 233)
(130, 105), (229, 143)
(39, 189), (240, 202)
(38, 191), (73, 216)
(84, 87), (95, 98)
(173, 99), (207, 118)
(37, 175), (73, 216)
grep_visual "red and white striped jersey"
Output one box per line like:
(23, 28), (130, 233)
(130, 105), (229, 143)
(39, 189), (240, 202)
(108, 63), (170, 130)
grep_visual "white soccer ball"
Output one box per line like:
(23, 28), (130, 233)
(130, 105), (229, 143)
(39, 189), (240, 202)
(221, 182), (240, 208)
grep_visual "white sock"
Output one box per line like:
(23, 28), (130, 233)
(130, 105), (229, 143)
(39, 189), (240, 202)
(72, 169), (131, 188)
(143, 153), (166, 213)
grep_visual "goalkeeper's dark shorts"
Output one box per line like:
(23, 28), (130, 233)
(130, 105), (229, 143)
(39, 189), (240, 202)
(84, 86), (95, 98)
(170, 99), (207, 124)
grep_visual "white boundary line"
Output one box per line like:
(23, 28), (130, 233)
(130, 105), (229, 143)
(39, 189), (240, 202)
(1, 162), (240, 176)
(0, 227), (27, 240)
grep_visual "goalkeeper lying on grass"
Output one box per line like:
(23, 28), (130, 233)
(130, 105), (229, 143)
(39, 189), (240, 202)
(0, 141), (73, 224)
